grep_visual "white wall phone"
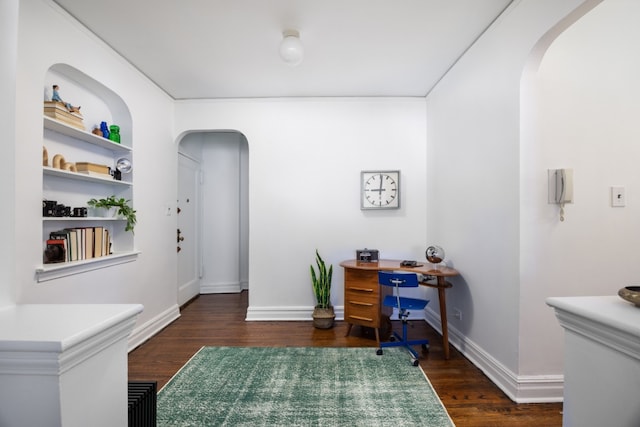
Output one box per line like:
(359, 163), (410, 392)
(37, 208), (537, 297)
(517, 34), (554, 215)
(548, 168), (573, 204)
(548, 168), (573, 221)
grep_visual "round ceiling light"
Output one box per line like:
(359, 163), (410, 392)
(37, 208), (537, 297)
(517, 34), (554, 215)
(279, 29), (304, 66)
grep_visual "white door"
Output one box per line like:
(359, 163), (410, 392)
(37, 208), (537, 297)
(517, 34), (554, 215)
(177, 153), (200, 305)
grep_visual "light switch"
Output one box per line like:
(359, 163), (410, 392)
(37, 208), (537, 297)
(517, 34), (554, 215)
(611, 186), (625, 207)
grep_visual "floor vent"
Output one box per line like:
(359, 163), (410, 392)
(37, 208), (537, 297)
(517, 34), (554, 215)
(128, 381), (157, 427)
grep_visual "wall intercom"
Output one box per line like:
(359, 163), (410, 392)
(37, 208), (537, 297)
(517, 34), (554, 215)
(548, 168), (573, 221)
(548, 168), (573, 204)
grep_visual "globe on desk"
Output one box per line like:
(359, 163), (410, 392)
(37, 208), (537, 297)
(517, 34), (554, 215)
(426, 245), (445, 264)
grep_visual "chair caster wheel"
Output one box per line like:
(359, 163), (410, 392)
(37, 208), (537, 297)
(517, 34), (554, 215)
(389, 336), (396, 342)
(421, 344), (429, 352)
(376, 349), (383, 356)
(412, 359), (419, 367)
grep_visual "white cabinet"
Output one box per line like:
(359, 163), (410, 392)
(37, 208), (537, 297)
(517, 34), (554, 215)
(547, 296), (640, 427)
(38, 66), (138, 282)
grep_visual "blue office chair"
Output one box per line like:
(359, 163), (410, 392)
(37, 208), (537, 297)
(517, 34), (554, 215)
(377, 271), (429, 366)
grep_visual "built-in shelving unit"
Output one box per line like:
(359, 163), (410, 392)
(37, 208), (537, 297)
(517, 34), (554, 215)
(38, 65), (138, 282)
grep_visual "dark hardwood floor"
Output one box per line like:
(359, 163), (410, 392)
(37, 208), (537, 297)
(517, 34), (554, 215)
(128, 292), (562, 426)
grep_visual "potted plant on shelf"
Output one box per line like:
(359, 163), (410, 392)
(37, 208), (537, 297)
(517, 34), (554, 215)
(310, 249), (335, 329)
(87, 195), (137, 233)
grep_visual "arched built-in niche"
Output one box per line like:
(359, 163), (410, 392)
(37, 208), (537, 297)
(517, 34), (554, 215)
(38, 63), (137, 282)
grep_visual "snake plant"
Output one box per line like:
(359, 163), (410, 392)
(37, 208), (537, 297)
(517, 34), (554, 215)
(310, 250), (333, 309)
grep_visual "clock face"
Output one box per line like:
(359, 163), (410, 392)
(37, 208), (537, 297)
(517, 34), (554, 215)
(361, 170), (400, 209)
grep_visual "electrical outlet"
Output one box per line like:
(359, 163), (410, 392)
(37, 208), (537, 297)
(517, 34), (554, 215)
(453, 308), (462, 321)
(611, 186), (625, 207)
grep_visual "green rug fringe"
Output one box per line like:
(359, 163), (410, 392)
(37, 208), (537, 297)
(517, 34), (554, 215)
(157, 346), (454, 427)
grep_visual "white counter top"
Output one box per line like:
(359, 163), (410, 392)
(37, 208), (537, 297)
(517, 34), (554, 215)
(546, 295), (640, 361)
(547, 295), (640, 426)
(0, 303), (143, 353)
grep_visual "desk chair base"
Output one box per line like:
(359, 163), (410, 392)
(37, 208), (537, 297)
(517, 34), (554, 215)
(376, 271), (430, 366)
(377, 319), (429, 366)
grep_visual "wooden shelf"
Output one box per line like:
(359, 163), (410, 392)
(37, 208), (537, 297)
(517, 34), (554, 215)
(43, 217), (126, 222)
(44, 116), (131, 153)
(35, 251), (141, 283)
(43, 166), (132, 186)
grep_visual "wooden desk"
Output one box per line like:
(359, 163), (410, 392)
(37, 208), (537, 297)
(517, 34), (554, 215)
(340, 259), (459, 359)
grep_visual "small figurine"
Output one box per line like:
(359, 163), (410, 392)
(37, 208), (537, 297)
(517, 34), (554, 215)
(51, 85), (81, 114)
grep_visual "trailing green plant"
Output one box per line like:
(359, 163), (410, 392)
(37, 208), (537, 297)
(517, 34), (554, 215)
(87, 195), (137, 233)
(310, 249), (333, 309)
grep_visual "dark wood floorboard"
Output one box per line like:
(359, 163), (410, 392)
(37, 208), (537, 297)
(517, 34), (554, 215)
(128, 292), (562, 426)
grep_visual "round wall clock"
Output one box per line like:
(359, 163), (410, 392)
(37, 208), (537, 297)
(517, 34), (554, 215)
(360, 170), (400, 209)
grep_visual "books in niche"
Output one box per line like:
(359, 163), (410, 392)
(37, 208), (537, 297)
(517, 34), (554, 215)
(43, 101), (84, 130)
(75, 162), (111, 177)
(45, 227), (111, 263)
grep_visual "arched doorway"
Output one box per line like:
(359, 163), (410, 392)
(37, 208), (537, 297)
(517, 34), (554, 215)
(177, 131), (249, 305)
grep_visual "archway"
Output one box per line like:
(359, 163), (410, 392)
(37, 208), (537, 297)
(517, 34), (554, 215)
(177, 131), (249, 305)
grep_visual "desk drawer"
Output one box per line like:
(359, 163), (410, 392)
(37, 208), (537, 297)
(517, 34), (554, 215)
(345, 301), (379, 327)
(345, 268), (379, 285)
(345, 282), (380, 300)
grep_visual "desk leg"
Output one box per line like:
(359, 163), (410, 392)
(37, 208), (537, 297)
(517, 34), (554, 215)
(437, 279), (450, 360)
(345, 322), (353, 337)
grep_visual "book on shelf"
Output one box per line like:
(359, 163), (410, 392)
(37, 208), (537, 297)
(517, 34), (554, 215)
(46, 227), (113, 264)
(84, 227), (94, 260)
(94, 226), (104, 258)
(102, 228), (111, 255)
(65, 229), (79, 261)
(43, 101), (84, 130)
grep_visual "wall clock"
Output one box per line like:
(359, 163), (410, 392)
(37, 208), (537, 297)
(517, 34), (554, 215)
(360, 170), (400, 210)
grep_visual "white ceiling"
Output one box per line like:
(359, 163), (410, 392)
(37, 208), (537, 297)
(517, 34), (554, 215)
(53, 0), (513, 100)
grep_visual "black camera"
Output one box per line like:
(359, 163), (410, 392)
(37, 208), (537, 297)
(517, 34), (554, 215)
(43, 200), (57, 217)
(72, 207), (87, 217)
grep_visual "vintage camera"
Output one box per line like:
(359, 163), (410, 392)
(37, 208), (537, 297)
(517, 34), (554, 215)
(111, 168), (122, 181)
(43, 200), (57, 217)
(53, 204), (71, 217)
(72, 207), (87, 217)
(356, 248), (379, 262)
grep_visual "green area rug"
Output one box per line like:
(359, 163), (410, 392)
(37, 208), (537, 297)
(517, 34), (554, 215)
(157, 346), (454, 426)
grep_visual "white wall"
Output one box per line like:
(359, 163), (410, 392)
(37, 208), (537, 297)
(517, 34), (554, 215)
(175, 98), (428, 319)
(521, 0), (640, 376)
(13, 0), (180, 347)
(426, 0), (602, 402)
(0, 0), (19, 308)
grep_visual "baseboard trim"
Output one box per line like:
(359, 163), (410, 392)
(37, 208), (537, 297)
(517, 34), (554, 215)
(246, 305), (345, 322)
(200, 281), (242, 294)
(424, 307), (564, 403)
(127, 304), (180, 352)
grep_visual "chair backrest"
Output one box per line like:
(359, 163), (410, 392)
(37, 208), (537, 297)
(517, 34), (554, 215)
(378, 271), (419, 288)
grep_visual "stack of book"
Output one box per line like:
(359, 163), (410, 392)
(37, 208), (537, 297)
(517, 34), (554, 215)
(75, 162), (111, 178)
(43, 101), (85, 130)
(45, 227), (111, 264)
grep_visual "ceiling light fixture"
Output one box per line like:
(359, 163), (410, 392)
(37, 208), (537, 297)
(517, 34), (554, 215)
(279, 29), (304, 67)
